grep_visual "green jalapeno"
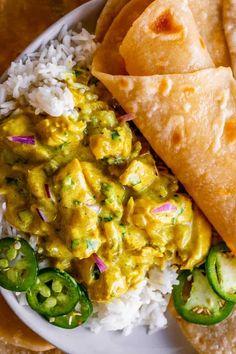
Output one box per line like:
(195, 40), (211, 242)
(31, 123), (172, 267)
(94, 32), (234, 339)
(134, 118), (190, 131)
(26, 268), (79, 317)
(206, 242), (236, 303)
(47, 284), (93, 329)
(0, 237), (37, 292)
(173, 269), (234, 325)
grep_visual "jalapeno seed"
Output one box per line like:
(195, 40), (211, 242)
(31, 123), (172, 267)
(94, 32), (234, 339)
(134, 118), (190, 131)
(0, 259), (9, 269)
(6, 269), (18, 283)
(52, 279), (63, 293)
(14, 241), (22, 250)
(6, 247), (17, 261)
(57, 293), (68, 303)
(44, 297), (57, 309)
(39, 284), (51, 298)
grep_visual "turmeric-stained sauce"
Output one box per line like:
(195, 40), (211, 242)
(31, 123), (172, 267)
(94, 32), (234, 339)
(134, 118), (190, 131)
(0, 69), (211, 301)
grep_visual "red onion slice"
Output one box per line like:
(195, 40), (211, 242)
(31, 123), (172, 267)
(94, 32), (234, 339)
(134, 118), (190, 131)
(152, 202), (177, 214)
(86, 203), (101, 214)
(8, 136), (35, 145)
(93, 253), (107, 273)
(36, 208), (48, 222)
(44, 184), (52, 199)
(117, 113), (136, 123)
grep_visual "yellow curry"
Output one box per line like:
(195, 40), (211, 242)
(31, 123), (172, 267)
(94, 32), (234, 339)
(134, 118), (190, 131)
(0, 70), (211, 302)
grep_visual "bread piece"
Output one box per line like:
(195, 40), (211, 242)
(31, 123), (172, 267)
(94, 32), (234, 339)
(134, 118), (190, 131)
(223, 0), (236, 76)
(95, 0), (130, 41)
(119, 0), (214, 75)
(0, 294), (53, 351)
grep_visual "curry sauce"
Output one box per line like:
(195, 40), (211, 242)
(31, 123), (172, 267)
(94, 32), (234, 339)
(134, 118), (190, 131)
(0, 70), (211, 301)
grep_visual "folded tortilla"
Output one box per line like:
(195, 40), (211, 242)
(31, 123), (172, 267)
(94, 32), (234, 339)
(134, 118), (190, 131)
(223, 0), (236, 76)
(0, 294), (53, 351)
(93, 0), (154, 75)
(189, 0), (230, 67)
(95, 0), (230, 67)
(119, 0), (214, 75)
(92, 0), (236, 253)
(95, 0), (130, 41)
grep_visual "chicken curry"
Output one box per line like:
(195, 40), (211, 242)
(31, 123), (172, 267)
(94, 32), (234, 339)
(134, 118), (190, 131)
(0, 70), (211, 301)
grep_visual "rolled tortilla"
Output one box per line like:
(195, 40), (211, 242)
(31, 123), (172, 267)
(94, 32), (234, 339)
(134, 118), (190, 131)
(119, 0), (214, 75)
(223, 0), (236, 76)
(189, 0), (230, 67)
(92, 0), (236, 253)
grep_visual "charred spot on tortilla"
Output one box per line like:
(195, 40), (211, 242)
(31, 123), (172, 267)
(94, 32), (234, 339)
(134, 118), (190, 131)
(183, 86), (196, 95)
(172, 130), (182, 146)
(224, 119), (236, 143)
(119, 77), (132, 90)
(159, 78), (173, 96)
(150, 9), (185, 40)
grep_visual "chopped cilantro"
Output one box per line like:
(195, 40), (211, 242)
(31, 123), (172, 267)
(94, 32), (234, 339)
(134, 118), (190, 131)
(55, 141), (69, 152)
(92, 264), (100, 280)
(111, 131), (120, 140)
(73, 200), (81, 207)
(71, 239), (80, 249)
(101, 183), (111, 194)
(99, 216), (113, 222)
(108, 156), (125, 165)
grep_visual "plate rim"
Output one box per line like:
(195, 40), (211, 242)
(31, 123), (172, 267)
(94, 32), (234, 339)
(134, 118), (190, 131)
(0, 1), (196, 353)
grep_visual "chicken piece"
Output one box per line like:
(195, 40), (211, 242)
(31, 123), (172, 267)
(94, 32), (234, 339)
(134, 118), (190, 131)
(89, 123), (132, 161)
(54, 158), (95, 208)
(36, 116), (86, 147)
(119, 158), (156, 192)
(62, 205), (101, 259)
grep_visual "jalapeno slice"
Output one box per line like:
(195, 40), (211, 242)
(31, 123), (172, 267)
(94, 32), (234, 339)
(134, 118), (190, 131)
(173, 269), (234, 325)
(206, 243), (236, 303)
(26, 268), (79, 317)
(47, 285), (93, 329)
(0, 237), (37, 292)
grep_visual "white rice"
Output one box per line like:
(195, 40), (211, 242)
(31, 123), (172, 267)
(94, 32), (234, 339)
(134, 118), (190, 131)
(0, 25), (97, 117)
(0, 26), (179, 335)
(87, 266), (178, 336)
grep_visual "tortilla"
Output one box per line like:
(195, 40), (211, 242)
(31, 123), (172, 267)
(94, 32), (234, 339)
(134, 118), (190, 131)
(95, 0), (230, 68)
(93, 0), (154, 75)
(119, 0), (214, 75)
(189, 0), (230, 67)
(223, 0), (236, 76)
(95, 0), (130, 41)
(0, 294), (53, 352)
(168, 298), (236, 354)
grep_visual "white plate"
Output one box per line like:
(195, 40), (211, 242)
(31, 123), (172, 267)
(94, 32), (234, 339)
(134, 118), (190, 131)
(0, 1), (196, 353)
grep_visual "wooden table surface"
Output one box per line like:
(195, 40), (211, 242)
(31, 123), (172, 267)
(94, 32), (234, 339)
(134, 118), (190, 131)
(0, 0), (87, 75)
(0, 2), (88, 352)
